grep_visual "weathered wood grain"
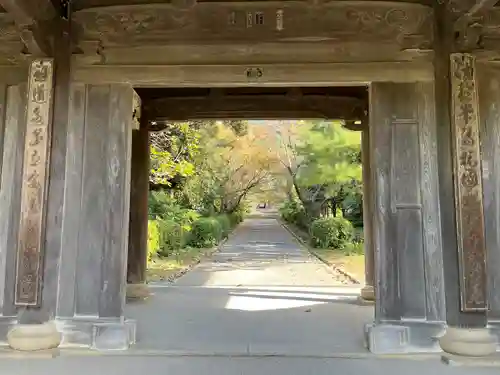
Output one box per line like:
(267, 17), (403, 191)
(73, 62), (434, 86)
(56, 84), (86, 318)
(75, 85), (110, 317)
(99, 84), (133, 318)
(477, 64), (500, 319)
(0, 84), (6, 188)
(370, 83), (400, 321)
(370, 82), (444, 323)
(0, 84), (26, 316)
(417, 81), (446, 322)
(127, 117), (149, 285)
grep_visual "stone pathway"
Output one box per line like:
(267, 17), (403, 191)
(1, 218), (497, 374)
(126, 217), (373, 355)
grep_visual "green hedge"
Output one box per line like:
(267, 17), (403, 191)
(147, 220), (160, 260)
(157, 219), (185, 257)
(188, 217), (223, 248)
(279, 200), (308, 229)
(310, 217), (354, 249)
(216, 215), (232, 238)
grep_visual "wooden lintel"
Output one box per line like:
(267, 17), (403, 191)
(73, 62), (434, 86)
(144, 95), (365, 121)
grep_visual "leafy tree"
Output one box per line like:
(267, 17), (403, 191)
(276, 120), (362, 222)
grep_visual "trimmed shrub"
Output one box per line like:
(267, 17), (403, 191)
(279, 200), (308, 229)
(189, 217), (223, 248)
(147, 220), (160, 260)
(216, 215), (232, 237)
(157, 219), (185, 257)
(229, 204), (248, 226)
(310, 217), (354, 249)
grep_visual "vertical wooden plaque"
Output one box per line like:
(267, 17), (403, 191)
(450, 53), (488, 312)
(14, 59), (54, 307)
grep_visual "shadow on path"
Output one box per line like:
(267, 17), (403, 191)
(126, 217), (373, 356)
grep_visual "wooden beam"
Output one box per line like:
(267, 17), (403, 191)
(144, 95), (365, 121)
(73, 62), (434, 86)
(455, 0), (499, 29)
(0, 0), (56, 25)
(0, 0), (59, 56)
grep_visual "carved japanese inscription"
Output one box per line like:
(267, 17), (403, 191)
(14, 59), (54, 306)
(450, 53), (487, 312)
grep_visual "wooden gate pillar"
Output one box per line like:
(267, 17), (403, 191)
(433, 3), (496, 358)
(126, 106), (151, 300)
(360, 126), (375, 301)
(478, 64), (500, 349)
(365, 82), (446, 354)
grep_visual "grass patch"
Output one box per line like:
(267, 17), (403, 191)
(146, 247), (218, 282)
(281, 220), (366, 283)
(313, 248), (365, 282)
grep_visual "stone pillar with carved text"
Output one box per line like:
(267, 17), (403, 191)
(437, 54), (497, 357)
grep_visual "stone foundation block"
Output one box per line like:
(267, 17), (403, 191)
(56, 318), (136, 351)
(366, 321), (445, 354)
(7, 321), (62, 351)
(439, 326), (497, 357)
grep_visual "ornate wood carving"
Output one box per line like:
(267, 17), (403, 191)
(73, 2), (433, 48)
(15, 58), (54, 306)
(450, 53), (487, 312)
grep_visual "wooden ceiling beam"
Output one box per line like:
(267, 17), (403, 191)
(0, 0), (56, 25)
(455, 0), (499, 29)
(144, 95), (366, 122)
(0, 0), (59, 56)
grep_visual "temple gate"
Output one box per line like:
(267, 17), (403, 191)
(0, 0), (498, 356)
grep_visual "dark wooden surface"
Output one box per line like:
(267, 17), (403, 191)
(56, 83), (86, 318)
(478, 64), (500, 320)
(370, 82), (445, 323)
(433, 2), (487, 328)
(145, 94), (365, 121)
(0, 85), (26, 317)
(99, 84), (133, 318)
(127, 118), (150, 285)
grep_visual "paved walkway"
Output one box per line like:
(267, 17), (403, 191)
(1, 218), (498, 374)
(126, 217), (372, 355)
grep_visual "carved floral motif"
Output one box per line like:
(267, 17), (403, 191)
(73, 2), (433, 46)
(450, 53), (487, 311)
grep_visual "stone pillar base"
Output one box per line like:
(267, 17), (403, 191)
(439, 326), (497, 357)
(126, 283), (151, 301)
(360, 285), (375, 301)
(56, 318), (136, 350)
(365, 321), (444, 354)
(7, 321), (62, 351)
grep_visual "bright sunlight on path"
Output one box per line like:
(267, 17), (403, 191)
(126, 217), (373, 355)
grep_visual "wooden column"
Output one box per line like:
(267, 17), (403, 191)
(127, 116), (150, 287)
(434, 3), (496, 356)
(478, 64), (500, 331)
(360, 126), (375, 301)
(366, 81), (445, 354)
